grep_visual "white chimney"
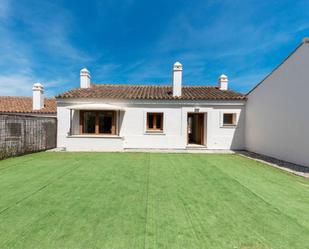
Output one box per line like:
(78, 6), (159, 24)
(32, 83), (44, 110)
(80, 68), (91, 88)
(218, 74), (228, 90)
(172, 61), (182, 97)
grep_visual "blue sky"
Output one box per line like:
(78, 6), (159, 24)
(0, 0), (308, 96)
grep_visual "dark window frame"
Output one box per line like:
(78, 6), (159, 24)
(79, 110), (117, 135)
(146, 112), (164, 132)
(223, 113), (237, 126)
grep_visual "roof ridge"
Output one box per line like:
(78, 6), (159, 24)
(0, 96), (32, 98)
(91, 83), (217, 88)
(0, 96), (56, 100)
(182, 85), (217, 88)
(92, 83), (170, 87)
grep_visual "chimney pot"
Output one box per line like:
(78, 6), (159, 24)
(218, 74), (228, 90)
(32, 83), (44, 110)
(80, 68), (91, 88)
(172, 62), (182, 97)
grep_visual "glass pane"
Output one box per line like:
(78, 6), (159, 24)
(223, 114), (233, 125)
(83, 112), (96, 133)
(99, 111), (113, 134)
(148, 113), (154, 129)
(156, 114), (162, 130)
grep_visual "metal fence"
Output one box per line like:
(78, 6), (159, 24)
(0, 114), (57, 159)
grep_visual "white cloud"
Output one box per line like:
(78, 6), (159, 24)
(231, 71), (271, 93)
(13, 1), (93, 62)
(0, 74), (33, 96)
(0, 0), (10, 20)
(0, 0), (95, 96)
(0, 72), (73, 97)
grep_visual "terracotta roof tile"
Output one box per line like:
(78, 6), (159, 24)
(56, 84), (246, 101)
(0, 97), (57, 114)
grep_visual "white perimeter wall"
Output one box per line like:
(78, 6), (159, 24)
(57, 100), (245, 151)
(246, 42), (309, 167)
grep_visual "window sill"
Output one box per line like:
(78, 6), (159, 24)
(144, 131), (165, 135)
(67, 134), (123, 139)
(221, 124), (236, 128)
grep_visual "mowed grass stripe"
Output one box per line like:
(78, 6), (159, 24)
(209, 154), (309, 229)
(0, 153), (94, 248)
(196, 154), (309, 248)
(167, 154), (210, 248)
(145, 154), (201, 249)
(167, 153), (268, 249)
(0, 153), (83, 211)
(0, 153), (149, 249)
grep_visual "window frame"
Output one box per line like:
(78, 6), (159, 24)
(79, 110), (117, 135)
(222, 113), (237, 127)
(146, 112), (164, 132)
(6, 122), (22, 140)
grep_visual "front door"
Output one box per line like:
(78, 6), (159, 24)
(187, 113), (204, 145)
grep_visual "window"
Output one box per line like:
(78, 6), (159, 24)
(83, 112), (96, 133)
(223, 113), (237, 126)
(80, 110), (116, 135)
(146, 113), (163, 131)
(99, 111), (114, 134)
(6, 123), (22, 138)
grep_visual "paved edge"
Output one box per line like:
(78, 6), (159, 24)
(237, 151), (309, 179)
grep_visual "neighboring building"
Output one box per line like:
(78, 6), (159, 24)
(246, 38), (309, 167)
(0, 83), (57, 116)
(56, 64), (246, 151)
(0, 84), (57, 159)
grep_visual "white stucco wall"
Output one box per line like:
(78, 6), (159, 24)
(57, 99), (245, 151)
(206, 106), (245, 149)
(57, 104), (124, 151)
(246, 42), (309, 167)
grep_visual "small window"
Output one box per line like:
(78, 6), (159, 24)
(147, 113), (163, 131)
(7, 123), (22, 138)
(223, 113), (236, 126)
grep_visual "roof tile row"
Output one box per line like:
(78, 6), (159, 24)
(0, 97), (57, 114)
(56, 84), (246, 100)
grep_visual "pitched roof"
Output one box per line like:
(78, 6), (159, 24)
(0, 96), (57, 114)
(56, 84), (246, 101)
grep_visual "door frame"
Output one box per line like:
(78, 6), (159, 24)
(187, 113), (204, 145)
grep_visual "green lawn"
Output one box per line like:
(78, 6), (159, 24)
(0, 152), (308, 249)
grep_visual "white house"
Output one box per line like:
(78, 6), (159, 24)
(56, 63), (246, 151)
(246, 38), (309, 167)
